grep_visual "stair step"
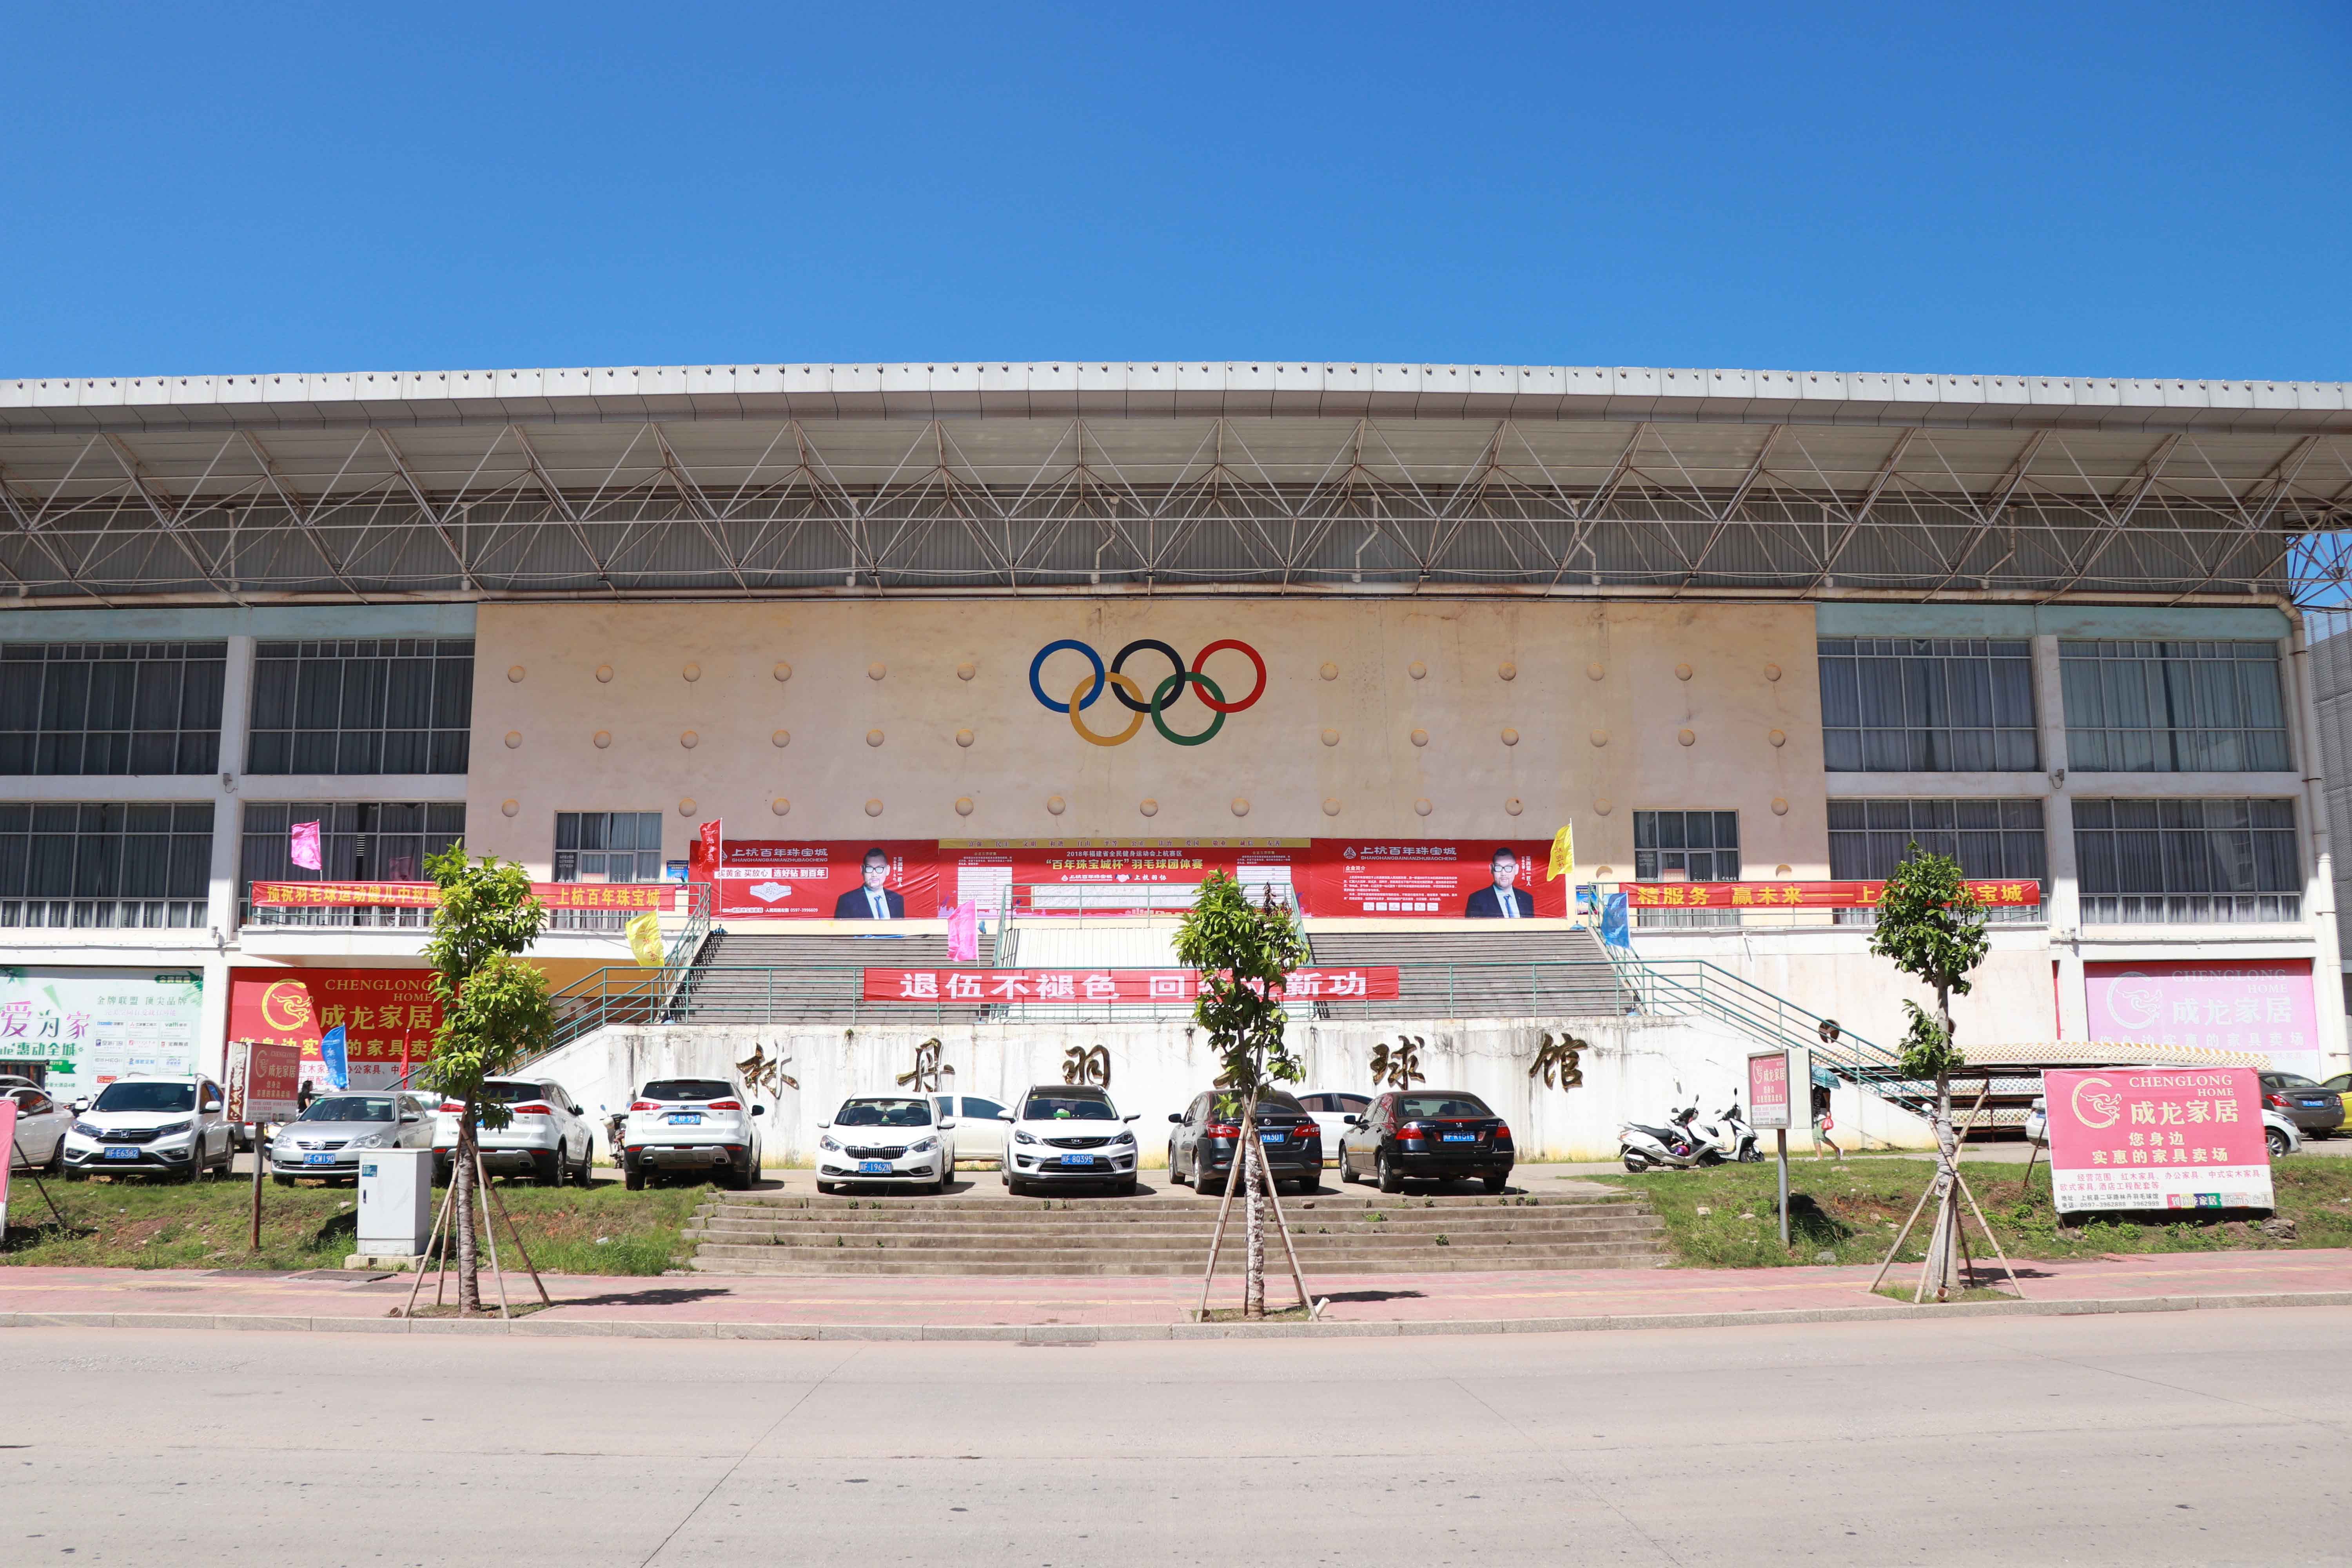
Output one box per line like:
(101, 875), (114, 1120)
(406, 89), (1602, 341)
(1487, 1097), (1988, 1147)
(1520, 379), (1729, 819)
(688, 1251), (1665, 1276)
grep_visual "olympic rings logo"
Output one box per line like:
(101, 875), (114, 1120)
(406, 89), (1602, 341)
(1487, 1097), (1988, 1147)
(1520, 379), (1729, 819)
(1027, 638), (1267, 747)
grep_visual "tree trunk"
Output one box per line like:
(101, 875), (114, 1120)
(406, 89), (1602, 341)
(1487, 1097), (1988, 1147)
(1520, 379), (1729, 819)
(454, 1112), (482, 1314)
(1929, 984), (1960, 1301)
(1243, 1096), (1266, 1319)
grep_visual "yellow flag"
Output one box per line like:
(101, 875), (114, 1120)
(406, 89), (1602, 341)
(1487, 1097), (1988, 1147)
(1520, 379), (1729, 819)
(626, 911), (664, 968)
(1546, 824), (1574, 882)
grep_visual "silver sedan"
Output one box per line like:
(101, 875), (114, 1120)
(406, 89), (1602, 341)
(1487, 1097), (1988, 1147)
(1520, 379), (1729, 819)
(269, 1092), (434, 1184)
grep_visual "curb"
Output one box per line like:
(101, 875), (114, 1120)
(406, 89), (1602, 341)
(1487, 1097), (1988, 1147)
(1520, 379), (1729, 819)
(5, 1289), (2348, 1342)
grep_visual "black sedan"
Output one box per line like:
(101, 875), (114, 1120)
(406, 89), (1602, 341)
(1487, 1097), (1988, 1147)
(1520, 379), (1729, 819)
(1338, 1090), (1514, 1194)
(2261, 1073), (2345, 1138)
(1167, 1090), (1323, 1196)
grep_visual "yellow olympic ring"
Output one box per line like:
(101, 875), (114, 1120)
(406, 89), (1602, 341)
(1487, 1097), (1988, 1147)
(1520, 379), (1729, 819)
(1069, 672), (1146, 746)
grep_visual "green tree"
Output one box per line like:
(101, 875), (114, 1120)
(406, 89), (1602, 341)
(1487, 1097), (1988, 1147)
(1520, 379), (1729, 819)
(421, 844), (555, 1313)
(1868, 847), (1986, 1299)
(1173, 873), (1308, 1318)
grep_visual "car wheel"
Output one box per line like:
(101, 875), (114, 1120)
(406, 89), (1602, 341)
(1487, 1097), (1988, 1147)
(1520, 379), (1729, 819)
(1338, 1149), (1356, 1184)
(1168, 1145), (1187, 1184)
(45, 1135), (65, 1174)
(576, 1145), (593, 1184)
(1377, 1152), (1403, 1194)
(624, 1164), (646, 1191)
(1117, 1176), (1138, 1196)
(2267, 1127), (2292, 1157)
(1483, 1172), (1508, 1195)
(272, 1174), (295, 1187)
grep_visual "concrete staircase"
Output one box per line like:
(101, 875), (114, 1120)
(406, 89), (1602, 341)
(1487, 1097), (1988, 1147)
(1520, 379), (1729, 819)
(1304, 925), (1629, 1017)
(682, 1188), (1667, 1276)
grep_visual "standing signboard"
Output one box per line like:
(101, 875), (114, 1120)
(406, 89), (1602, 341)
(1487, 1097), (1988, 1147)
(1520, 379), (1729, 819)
(226, 1040), (303, 1125)
(0, 1096), (15, 1235)
(2042, 1067), (2272, 1213)
(1746, 1047), (1809, 1245)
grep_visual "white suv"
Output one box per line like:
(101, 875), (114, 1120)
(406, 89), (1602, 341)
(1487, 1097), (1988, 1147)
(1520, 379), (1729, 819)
(432, 1078), (594, 1186)
(619, 1077), (764, 1190)
(62, 1074), (234, 1181)
(1002, 1083), (1140, 1195)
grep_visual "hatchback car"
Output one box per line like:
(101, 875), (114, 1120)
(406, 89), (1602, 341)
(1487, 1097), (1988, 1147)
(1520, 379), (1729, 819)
(2260, 1073), (2343, 1139)
(1338, 1090), (1515, 1194)
(6, 1085), (71, 1174)
(267, 1092), (434, 1184)
(1002, 1084), (1140, 1195)
(620, 1077), (764, 1190)
(1167, 1089), (1322, 1195)
(817, 1096), (954, 1193)
(61, 1075), (234, 1181)
(432, 1078), (595, 1185)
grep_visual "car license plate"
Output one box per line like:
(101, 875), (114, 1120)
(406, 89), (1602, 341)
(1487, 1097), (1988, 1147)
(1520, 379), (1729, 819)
(304, 1152), (338, 1166)
(1259, 1130), (1285, 1142)
(1442, 1133), (1477, 1143)
(1058, 1153), (1098, 1166)
(858, 1160), (892, 1174)
(103, 1146), (138, 1160)
(666, 1113), (702, 1125)
(2301, 1100), (2327, 1109)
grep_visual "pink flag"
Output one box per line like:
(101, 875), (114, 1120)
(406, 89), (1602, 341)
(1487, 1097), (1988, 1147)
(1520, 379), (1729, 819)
(946, 900), (979, 963)
(290, 820), (322, 871)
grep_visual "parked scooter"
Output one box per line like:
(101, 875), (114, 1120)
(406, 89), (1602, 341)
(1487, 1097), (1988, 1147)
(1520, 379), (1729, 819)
(1618, 1093), (1763, 1172)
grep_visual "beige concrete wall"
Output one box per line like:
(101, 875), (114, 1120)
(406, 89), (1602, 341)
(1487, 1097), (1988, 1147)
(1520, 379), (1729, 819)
(463, 598), (1828, 878)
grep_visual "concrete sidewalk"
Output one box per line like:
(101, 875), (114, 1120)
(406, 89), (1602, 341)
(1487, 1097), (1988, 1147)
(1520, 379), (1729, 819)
(4, 1248), (2349, 1339)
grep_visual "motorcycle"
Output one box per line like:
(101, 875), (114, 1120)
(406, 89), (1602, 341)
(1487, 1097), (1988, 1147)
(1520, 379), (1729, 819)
(1618, 1093), (1763, 1172)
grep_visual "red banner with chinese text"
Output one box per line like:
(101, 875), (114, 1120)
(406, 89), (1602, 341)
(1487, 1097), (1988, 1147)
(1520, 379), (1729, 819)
(250, 880), (677, 911)
(226, 967), (444, 1089)
(1620, 879), (2041, 910)
(860, 967), (1400, 1005)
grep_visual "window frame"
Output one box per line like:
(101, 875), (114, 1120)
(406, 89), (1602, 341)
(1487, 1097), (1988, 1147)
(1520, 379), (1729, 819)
(2071, 796), (2301, 924)
(0, 641), (227, 777)
(1826, 797), (2047, 924)
(244, 638), (474, 776)
(1817, 637), (2040, 774)
(0, 800), (214, 929)
(2058, 640), (2291, 774)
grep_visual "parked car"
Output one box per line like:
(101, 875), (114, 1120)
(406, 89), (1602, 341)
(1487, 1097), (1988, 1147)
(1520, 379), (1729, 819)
(1295, 1092), (1372, 1166)
(2321, 1072), (2352, 1124)
(2260, 1073), (2343, 1139)
(817, 1095), (954, 1194)
(60, 1074), (234, 1181)
(267, 1091), (434, 1185)
(1001, 1084), (1140, 1195)
(1167, 1089), (1322, 1195)
(619, 1077), (764, 1190)
(930, 1094), (1011, 1166)
(5, 1085), (71, 1174)
(432, 1078), (595, 1186)
(1338, 1089), (1515, 1194)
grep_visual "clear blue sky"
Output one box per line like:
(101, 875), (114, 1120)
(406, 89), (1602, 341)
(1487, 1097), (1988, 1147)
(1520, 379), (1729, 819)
(3, 2), (2345, 382)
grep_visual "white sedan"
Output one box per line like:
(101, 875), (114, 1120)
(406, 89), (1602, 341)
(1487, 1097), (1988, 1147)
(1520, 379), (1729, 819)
(6, 1085), (71, 1173)
(816, 1096), (955, 1194)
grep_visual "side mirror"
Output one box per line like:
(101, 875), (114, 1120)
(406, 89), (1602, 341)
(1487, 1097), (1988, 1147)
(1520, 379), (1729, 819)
(1343, 1116), (1361, 1128)
(816, 1120), (830, 1130)
(72, 1099), (88, 1113)
(1122, 1113), (1138, 1123)
(939, 1117), (957, 1130)
(203, 1100), (222, 1113)
(1168, 1112), (1183, 1123)
(996, 1111), (1015, 1121)
(752, 1106), (766, 1117)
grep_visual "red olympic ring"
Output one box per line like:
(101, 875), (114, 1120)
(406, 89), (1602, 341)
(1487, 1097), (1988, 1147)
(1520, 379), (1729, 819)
(1189, 639), (1267, 713)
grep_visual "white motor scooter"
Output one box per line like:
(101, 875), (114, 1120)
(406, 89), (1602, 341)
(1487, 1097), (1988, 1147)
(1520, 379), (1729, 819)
(1618, 1093), (1762, 1172)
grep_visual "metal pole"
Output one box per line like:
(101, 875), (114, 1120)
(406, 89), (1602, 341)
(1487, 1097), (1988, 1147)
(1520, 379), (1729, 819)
(1776, 1128), (1789, 1248)
(249, 1120), (265, 1251)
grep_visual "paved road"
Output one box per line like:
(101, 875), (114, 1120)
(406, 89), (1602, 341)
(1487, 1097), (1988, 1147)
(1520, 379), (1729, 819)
(5, 1310), (2347, 1566)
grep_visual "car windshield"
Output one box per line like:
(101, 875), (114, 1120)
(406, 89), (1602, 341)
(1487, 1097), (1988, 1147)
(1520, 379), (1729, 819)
(641, 1079), (735, 1102)
(1398, 1093), (1493, 1118)
(1211, 1091), (1305, 1119)
(1022, 1093), (1116, 1121)
(2268, 1074), (2320, 1089)
(836, 1098), (933, 1127)
(91, 1081), (196, 1113)
(479, 1082), (549, 1105)
(301, 1096), (396, 1123)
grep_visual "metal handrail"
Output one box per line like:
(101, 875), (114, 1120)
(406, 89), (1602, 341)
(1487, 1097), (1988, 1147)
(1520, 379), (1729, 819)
(1601, 947), (1915, 1093)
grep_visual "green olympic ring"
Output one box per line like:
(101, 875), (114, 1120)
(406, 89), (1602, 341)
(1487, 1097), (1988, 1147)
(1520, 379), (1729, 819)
(1150, 670), (1226, 746)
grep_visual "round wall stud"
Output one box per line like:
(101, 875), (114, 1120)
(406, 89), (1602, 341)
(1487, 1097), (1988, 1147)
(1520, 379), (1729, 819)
(503, 730), (522, 749)
(954, 797), (973, 817)
(1139, 798), (1159, 817)
(680, 730), (699, 749)
(864, 799), (883, 817)
(1322, 798), (1341, 817)
(1677, 728), (1695, 747)
(1771, 798), (1789, 816)
(867, 662), (886, 681)
(1500, 728), (1519, 747)
(682, 662), (701, 682)
(1593, 799), (1613, 815)
(772, 797), (791, 816)
(865, 729), (884, 747)
(955, 728), (974, 748)
(772, 729), (791, 748)
(1498, 661), (1517, 681)
(1319, 661), (1339, 681)
(1410, 728), (1429, 748)
(506, 665), (525, 683)
(595, 664), (614, 684)
(1764, 662), (1782, 682)
(1595, 864), (1613, 878)
(1408, 661), (1427, 681)
(1320, 727), (1340, 747)
(1768, 728), (1786, 748)
(1230, 798), (1250, 818)
(956, 661), (976, 681)
(1775, 864), (1793, 877)
(1586, 662), (1605, 681)
(592, 730), (612, 750)
(679, 799), (697, 815)
(1589, 728), (1608, 747)
(1413, 798), (1433, 817)
(1674, 663), (1693, 681)
(499, 799), (519, 818)
(772, 661), (791, 682)
(1504, 797), (1524, 816)
(1046, 795), (1066, 815)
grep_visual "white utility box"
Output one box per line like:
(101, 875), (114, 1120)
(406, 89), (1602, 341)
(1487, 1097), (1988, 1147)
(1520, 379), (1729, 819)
(357, 1149), (435, 1256)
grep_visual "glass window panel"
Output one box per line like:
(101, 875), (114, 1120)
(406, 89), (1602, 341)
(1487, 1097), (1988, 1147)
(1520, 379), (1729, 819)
(245, 640), (472, 776)
(1821, 638), (2036, 774)
(2072, 796), (2298, 923)
(2061, 641), (2290, 775)
(0, 797), (213, 926)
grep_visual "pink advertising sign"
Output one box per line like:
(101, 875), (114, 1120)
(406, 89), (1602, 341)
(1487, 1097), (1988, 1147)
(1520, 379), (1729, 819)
(2082, 960), (2319, 1076)
(1746, 1049), (1793, 1131)
(2042, 1067), (2271, 1214)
